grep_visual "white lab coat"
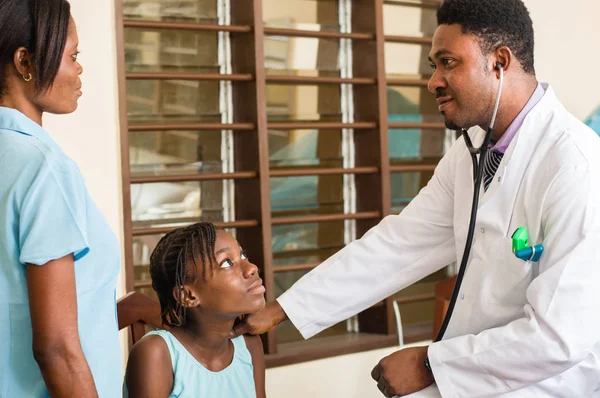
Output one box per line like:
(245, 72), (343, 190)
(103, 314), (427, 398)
(278, 84), (600, 397)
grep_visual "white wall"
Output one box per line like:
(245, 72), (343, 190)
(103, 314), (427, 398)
(39, 0), (599, 395)
(524, 0), (600, 120)
(42, 0), (128, 352)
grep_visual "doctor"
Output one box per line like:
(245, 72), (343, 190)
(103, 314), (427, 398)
(233, 0), (600, 396)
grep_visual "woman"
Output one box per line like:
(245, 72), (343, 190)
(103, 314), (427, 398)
(0, 0), (121, 396)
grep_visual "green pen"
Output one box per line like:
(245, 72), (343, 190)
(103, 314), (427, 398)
(511, 226), (529, 253)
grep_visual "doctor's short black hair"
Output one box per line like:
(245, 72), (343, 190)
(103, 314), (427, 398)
(437, 0), (535, 75)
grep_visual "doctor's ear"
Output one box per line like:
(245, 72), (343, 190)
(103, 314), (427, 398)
(492, 46), (512, 77)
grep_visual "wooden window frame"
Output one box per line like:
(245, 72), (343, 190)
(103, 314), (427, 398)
(115, 0), (444, 368)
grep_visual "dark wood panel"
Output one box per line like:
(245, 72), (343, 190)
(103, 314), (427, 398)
(129, 122), (255, 131)
(264, 27), (373, 40)
(132, 220), (259, 236)
(130, 171), (257, 184)
(124, 20), (252, 32)
(270, 167), (378, 177)
(126, 72), (253, 81)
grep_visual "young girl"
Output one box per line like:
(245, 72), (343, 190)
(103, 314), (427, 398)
(125, 222), (266, 397)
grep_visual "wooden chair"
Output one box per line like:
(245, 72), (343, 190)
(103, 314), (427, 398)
(117, 291), (163, 346)
(432, 275), (457, 339)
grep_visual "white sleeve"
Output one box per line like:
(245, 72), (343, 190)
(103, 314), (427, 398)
(277, 139), (464, 339)
(429, 165), (600, 396)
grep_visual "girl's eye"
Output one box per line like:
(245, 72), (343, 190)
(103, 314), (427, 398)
(220, 259), (233, 268)
(443, 58), (453, 67)
(241, 250), (248, 260)
(71, 52), (80, 61)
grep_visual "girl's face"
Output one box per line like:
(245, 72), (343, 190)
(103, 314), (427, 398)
(190, 230), (266, 318)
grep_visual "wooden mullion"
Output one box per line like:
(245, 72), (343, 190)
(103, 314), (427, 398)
(385, 34), (433, 45)
(132, 220), (259, 237)
(130, 171), (257, 184)
(387, 78), (430, 87)
(230, 0), (276, 355)
(269, 166), (378, 177)
(126, 72), (253, 81)
(272, 211), (380, 226)
(272, 262), (320, 273)
(390, 164), (437, 173)
(115, 0), (135, 294)
(266, 75), (375, 85)
(383, 0), (442, 8)
(124, 19), (252, 33)
(129, 122), (255, 131)
(268, 121), (376, 130)
(351, 0), (394, 336)
(264, 27), (373, 40)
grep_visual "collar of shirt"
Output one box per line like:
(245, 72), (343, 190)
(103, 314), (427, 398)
(0, 106), (54, 146)
(491, 82), (546, 154)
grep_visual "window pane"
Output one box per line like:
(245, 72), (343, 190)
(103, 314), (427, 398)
(390, 172), (423, 212)
(385, 42), (431, 78)
(131, 181), (224, 226)
(124, 28), (220, 73)
(123, 0), (218, 23)
(269, 129), (342, 168)
(272, 221), (345, 267)
(266, 84), (341, 121)
(126, 80), (222, 123)
(265, 36), (340, 78)
(263, 0), (340, 32)
(271, 176), (344, 215)
(130, 130), (224, 175)
(383, 2), (438, 37)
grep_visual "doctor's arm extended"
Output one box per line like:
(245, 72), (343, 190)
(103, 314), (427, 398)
(233, 138), (464, 338)
(429, 164), (600, 397)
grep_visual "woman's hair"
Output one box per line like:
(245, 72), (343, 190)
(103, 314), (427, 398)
(0, 0), (71, 96)
(150, 222), (218, 327)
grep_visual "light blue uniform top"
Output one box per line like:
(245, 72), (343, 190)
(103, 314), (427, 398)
(125, 330), (256, 398)
(0, 107), (122, 397)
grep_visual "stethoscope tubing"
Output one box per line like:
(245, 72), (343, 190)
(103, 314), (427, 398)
(435, 66), (505, 342)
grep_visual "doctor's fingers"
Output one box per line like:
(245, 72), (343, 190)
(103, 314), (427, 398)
(377, 376), (394, 398)
(371, 362), (382, 382)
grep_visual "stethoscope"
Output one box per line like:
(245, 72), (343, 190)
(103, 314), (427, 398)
(434, 62), (505, 341)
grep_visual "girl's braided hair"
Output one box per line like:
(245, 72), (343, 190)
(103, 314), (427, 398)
(149, 222), (217, 327)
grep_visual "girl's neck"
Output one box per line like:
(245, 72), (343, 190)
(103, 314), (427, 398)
(170, 313), (238, 371)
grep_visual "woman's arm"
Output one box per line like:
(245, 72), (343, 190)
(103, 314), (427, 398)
(125, 335), (174, 398)
(27, 254), (97, 397)
(244, 335), (266, 398)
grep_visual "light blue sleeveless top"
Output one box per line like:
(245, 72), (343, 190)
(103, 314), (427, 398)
(137, 330), (256, 398)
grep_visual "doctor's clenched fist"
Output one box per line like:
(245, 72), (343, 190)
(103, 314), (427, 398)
(230, 301), (288, 337)
(371, 346), (434, 397)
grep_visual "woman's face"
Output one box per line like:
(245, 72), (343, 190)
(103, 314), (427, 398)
(33, 18), (83, 114)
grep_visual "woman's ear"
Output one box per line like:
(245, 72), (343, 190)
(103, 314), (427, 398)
(12, 47), (33, 78)
(172, 284), (201, 308)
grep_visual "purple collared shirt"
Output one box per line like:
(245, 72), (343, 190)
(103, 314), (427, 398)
(492, 82), (545, 153)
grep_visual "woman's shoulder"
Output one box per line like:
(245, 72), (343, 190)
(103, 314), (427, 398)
(3, 130), (79, 177)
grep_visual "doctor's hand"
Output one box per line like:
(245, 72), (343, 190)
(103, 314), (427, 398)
(371, 346), (434, 397)
(230, 301), (288, 338)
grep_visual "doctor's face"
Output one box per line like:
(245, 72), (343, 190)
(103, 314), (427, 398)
(427, 24), (499, 131)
